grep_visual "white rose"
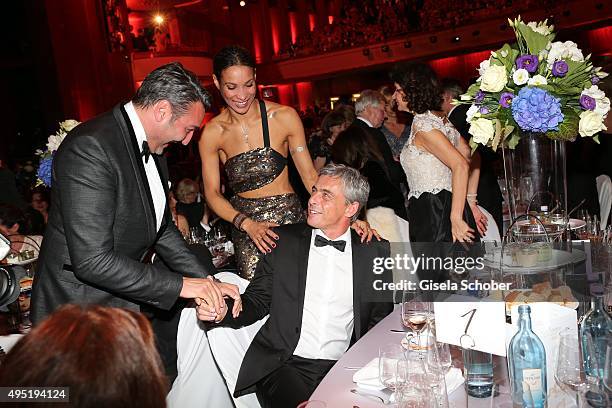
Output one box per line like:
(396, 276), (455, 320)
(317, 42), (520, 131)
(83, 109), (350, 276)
(469, 118), (495, 145)
(477, 59), (491, 76)
(527, 75), (548, 86)
(60, 119), (79, 132)
(547, 41), (584, 67)
(582, 85), (611, 117)
(513, 68), (529, 85)
(579, 111), (607, 136)
(480, 65), (507, 92)
(46, 133), (66, 152)
(466, 104), (480, 122)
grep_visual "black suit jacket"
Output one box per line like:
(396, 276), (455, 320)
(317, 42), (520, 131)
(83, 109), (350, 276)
(31, 104), (214, 323)
(352, 118), (407, 190)
(217, 223), (393, 397)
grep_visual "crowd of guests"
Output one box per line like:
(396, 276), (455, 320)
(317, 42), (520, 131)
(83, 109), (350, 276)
(278, 0), (576, 58)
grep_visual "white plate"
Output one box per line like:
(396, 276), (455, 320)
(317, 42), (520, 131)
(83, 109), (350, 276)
(483, 249), (585, 273)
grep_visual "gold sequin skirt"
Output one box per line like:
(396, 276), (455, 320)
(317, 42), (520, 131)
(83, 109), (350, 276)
(230, 193), (305, 280)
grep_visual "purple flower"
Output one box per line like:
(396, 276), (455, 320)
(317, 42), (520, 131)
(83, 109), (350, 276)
(515, 54), (539, 73)
(592, 76), (600, 85)
(37, 155), (54, 187)
(552, 60), (568, 77)
(499, 92), (515, 108)
(479, 106), (490, 114)
(580, 94), (596, 111)
(475, 90), (485, 104)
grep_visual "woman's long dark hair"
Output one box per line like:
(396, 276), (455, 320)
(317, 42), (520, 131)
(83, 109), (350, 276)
(390, 62), (442, 114)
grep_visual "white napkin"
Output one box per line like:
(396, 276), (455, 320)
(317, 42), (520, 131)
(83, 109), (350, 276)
(352, 358), (465, 394)
(352, 357), (386, 390)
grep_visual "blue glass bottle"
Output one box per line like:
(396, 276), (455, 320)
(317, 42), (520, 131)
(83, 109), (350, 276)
(579, 285), (612, 379)
(509, 305), (547, 408)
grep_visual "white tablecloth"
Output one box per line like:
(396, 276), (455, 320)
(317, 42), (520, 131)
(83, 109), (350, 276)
(310, 306), (513, 407)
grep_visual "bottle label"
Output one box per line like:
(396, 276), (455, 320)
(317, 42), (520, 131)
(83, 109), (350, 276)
(522, 369), (544, 405)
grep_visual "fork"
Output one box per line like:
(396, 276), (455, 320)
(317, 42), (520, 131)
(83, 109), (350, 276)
(350, 389), (390, 405)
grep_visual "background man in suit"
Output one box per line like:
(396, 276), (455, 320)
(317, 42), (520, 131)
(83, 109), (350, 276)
(32, 63), (241, 339)
(442, 78), (503, 235)
(207, 163), (394, 408)
(350, 89), (408, 195)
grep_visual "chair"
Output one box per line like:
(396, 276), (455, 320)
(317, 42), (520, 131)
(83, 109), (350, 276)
(596, 174), (611, 229)
(207, 272), (267, 408)
(478, 205), (501, 242)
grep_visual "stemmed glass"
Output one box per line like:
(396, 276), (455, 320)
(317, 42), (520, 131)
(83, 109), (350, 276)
(395, 358), (430, 408)
(401, 289), (433, 348)
(379, 343), (406, 400)
(419, 333), (450, 408)
(555, 329), (603, 407)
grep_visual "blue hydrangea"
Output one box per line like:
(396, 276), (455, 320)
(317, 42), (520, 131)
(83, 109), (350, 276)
(511, 87), (564, 133)
(37, 155), (53, 187)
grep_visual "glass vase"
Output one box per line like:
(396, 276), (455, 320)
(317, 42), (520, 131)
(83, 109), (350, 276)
(502, 132), (568, 224)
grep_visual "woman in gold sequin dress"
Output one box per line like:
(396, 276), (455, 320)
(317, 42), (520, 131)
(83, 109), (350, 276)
(200, 46), (318, 280)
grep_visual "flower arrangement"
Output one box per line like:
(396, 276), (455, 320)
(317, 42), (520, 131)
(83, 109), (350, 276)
(35, 119), (80, 187)
(458, 16), (609, 151)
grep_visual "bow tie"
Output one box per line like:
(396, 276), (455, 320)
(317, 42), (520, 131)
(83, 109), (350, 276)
(314, 234), (346, 252)
(141, 140), (153, 163)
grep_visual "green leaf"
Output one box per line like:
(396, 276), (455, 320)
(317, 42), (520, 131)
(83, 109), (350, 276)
(467, 82), (481, 95)
(507, 132), (521, 149)
(515, 21), (550, 55)
(469, 138), (479, 154)
(593, 134), (600, 144)
(546, 108), (579, 141)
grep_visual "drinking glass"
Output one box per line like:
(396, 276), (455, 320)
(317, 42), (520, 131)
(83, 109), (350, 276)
(401, 289), (433, 345)
(555, 329), (602, 407)
(379, 343), (406, 398)
(462, 349), (494, 398)
(420, 337), (450, 408)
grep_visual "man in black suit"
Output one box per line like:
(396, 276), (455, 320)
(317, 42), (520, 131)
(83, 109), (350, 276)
(442, 79), (504, 235)
(31, 63), (241, 347)
(350, 89), (408, 194)
(207, 164), (394, 408)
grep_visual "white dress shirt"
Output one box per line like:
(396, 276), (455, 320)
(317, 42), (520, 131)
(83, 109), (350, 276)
(293, 228), (354, 360)
(357, 116), (374, 128)
(124, 102), (166, 232)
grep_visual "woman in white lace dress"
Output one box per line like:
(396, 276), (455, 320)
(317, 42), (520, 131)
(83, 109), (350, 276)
(391, 63), (486, 280)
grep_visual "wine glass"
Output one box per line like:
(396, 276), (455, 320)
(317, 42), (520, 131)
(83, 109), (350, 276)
(395, 359), (430, 408)
(555, 329), (602, 407)
(401, 289), (433, 347)
(379, 343), (406, 398)
(419, 335), (450, 408)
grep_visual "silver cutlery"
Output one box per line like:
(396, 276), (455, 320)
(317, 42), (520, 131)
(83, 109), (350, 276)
(350, 388), (391, 405)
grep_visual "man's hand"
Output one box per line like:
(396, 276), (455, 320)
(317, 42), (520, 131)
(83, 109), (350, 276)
(180, 276), (241, 321)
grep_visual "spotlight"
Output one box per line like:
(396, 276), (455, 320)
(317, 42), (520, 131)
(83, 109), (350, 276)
(362, 48), (370, 56)
(429, 36), (437, 44)
(381, 45), (389, 52)
(472, 30), (480, 36)
(452, 36), (460, 43)
(403, 40), (412, 48)
(153, 14), (164, 24)
(239, 0), (246, 6)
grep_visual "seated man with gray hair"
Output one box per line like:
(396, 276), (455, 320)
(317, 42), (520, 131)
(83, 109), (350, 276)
(207, 163), (394, 408)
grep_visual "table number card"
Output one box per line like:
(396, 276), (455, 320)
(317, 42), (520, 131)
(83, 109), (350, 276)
(434, 295), (507, 356)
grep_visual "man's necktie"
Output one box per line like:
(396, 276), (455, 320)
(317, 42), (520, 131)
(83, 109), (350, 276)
(314, 234), (346, 252)
(141, 140), (152, 163)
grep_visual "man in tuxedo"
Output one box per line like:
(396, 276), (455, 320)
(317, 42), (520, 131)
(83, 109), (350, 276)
(442, 78), (504, 235)
(350, 90), (407, 194)
(208, 164), (394, 408)
(31, 63), (241, 352)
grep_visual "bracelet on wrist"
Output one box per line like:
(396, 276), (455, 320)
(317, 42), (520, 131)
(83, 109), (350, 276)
(232, 213), (248, 232)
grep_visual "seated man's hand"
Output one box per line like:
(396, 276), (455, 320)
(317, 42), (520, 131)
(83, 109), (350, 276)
(195, 297), (228, 322)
